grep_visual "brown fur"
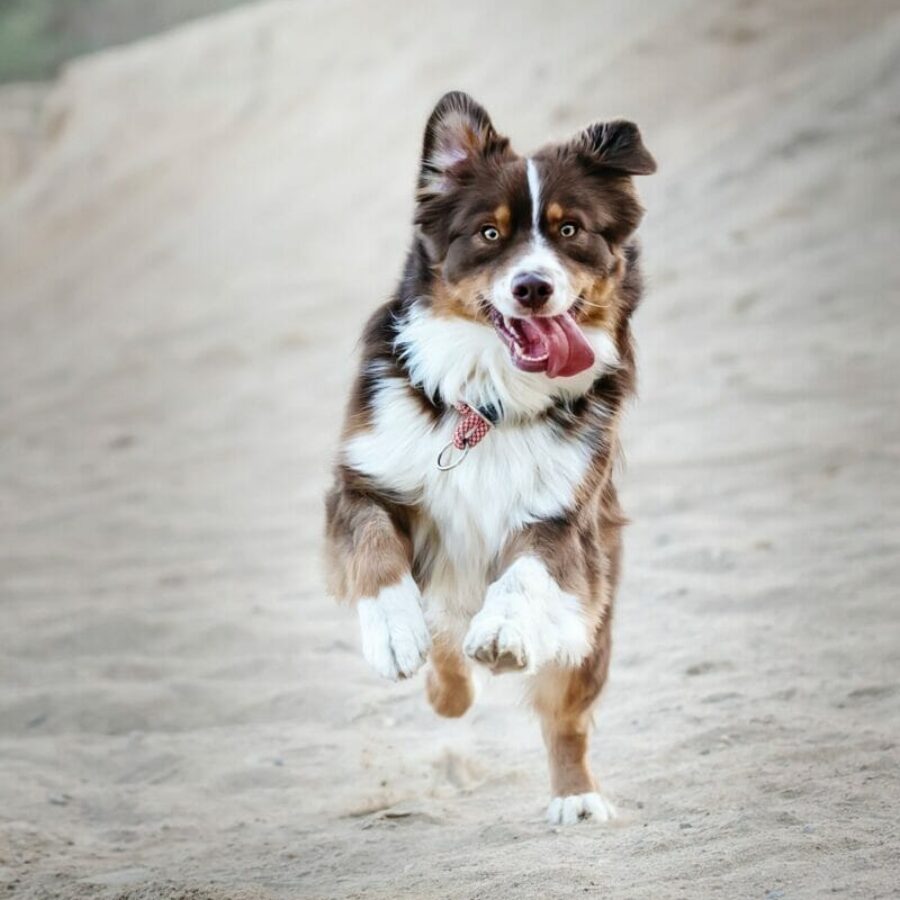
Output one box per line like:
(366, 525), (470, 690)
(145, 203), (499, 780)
(430, 275), (491, 321)
(426, 635), (475, 718)
(324, 468), (414, 601)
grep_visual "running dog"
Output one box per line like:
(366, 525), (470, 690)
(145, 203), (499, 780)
(325, 91), (655, 824)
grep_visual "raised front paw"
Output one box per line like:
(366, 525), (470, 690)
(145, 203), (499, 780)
(463, 612), (532, 673)
(357, 575), (430, 681)
(463, 556), (591, 674)
(546, 792), (616, 826)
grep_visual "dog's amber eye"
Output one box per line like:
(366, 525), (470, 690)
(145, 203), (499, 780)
(480, 225), (501, 242)
(560, 222), (578, 238)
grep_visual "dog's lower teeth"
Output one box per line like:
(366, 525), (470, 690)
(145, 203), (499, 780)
(511, 342), (545, 363)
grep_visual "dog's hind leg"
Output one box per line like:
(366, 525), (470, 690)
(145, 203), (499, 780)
(426, 634), (475, 718)
(532, 621), (617, 825)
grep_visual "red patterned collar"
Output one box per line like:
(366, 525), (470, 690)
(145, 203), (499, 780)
(436, 402), (492, 470)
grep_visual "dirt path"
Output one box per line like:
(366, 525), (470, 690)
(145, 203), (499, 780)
(1, 2), (898, 897)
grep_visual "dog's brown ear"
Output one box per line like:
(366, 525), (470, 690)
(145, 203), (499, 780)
(578, 120), (656, 175)
(418, 92), (509, 194)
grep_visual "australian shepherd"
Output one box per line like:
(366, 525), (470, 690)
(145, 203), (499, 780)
(325, 92), (655, 825)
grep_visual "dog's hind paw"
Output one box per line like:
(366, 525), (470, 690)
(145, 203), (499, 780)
(358, 575), (430, 681)
(546, 792), (616, 826)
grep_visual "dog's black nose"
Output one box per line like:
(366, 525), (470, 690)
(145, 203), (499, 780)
(511, 272), (554, 310)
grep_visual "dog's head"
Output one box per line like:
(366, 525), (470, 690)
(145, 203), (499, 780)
(414, 91), (655, 379)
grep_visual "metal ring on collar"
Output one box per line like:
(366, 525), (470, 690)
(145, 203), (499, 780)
(436, 441), (469, 471)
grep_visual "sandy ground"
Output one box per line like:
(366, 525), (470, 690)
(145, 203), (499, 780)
(1, 1), (899, 897)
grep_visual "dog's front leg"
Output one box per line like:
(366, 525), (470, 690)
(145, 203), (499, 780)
(463, 550), (616, 825)
(325, 484), (429, 681)
(462, 555), (591, 674)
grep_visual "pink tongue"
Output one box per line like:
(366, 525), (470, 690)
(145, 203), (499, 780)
(518, 313), (595, 378)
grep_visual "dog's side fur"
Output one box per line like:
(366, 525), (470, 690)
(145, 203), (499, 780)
(324, 92), (655, 825)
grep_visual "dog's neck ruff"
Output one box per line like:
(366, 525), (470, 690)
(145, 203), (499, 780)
(395, 302), (619, 426)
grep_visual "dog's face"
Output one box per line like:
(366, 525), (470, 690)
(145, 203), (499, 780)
(415, 92), (655, 378)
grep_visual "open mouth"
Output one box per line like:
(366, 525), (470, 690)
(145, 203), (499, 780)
(489, 308), (595, 378)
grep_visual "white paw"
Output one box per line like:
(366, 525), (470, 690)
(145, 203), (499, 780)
(357, 575), (430, 681)
(463, 556), (590, 674)
(546, 792), (616, 826)
(463, 613), (533, 672)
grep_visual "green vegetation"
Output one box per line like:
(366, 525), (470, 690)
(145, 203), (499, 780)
(0, 0), (249, 82)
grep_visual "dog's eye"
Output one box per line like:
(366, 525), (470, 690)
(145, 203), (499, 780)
(560, 222), (578, 238)
(480, 225), (501, 242)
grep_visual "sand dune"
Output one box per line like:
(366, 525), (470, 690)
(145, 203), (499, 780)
(1, 1), (899, 897)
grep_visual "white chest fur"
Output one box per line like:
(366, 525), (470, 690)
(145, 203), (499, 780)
(344, 304), (618, 637)
(344, 374), (594, 637)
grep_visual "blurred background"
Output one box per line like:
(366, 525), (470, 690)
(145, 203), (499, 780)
(0, 0), (246, 81)
(1, 2), (898, 899)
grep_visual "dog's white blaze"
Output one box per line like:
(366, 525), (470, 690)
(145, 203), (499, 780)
(489, 159), (571, 317)
(527, 158), (542, 232)
(463, 555), (591, 671)
(344, 372), (598, 641)
(396, 304), (618, 420)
